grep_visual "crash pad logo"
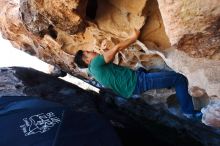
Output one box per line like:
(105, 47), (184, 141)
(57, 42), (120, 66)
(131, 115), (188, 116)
(20, 112), (61, 136)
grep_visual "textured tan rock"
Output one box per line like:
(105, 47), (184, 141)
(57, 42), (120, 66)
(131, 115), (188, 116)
(157, 0), (220, 59)
(155, 0), (220, 127)
(159, 48), (220, 103)
(0, 0), (164, 78)
(140, 0), (171, 50)
(107, 0), (147, 14)
(20, 0), (87, 34)
(0, 0), (38, 55)
(96, 0), (147, 37)
(155, 0), (220, 98)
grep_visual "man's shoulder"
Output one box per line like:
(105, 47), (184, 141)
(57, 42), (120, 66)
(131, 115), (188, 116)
(89, 55), (106, 69)
(91, 55), (104, 63)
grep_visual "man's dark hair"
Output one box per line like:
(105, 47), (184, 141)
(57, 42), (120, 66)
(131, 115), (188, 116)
(74, 50), (88, 68)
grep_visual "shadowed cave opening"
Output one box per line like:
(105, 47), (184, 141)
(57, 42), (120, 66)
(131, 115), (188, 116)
(86, 0), (98, 20)
(38, 25), (58, 39)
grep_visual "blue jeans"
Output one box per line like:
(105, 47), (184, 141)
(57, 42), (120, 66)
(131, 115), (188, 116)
(133, 70), (194, 114)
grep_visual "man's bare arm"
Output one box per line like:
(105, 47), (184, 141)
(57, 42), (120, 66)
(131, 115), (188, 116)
(103, 29), (140, 63)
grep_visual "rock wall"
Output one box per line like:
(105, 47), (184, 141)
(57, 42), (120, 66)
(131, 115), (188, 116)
(156, 0), (220, 105)
(0, 0), (220, 127)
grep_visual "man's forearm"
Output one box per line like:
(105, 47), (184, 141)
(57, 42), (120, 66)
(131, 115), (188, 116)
(103, 29), (140, 63)
(103, 44), (120, 63)
(117, 37), (136, 51)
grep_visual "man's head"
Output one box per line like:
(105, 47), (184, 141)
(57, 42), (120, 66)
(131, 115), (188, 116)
(74, 50), (98, 68)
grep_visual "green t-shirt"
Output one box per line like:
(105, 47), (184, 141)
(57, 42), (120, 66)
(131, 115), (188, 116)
(88, 55), (137, 98)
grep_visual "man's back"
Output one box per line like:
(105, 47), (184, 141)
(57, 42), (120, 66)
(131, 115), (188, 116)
(88, 55), (137, 98)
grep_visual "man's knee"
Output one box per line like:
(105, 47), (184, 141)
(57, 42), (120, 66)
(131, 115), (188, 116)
(177, 73), (188, 84)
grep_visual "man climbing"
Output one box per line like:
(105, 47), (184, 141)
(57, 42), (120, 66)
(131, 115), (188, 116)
(74, 29), (201, 119)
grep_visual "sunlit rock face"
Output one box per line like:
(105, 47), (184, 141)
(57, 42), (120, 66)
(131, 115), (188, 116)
(157, 0), (220, 108)
(96, 0), (147, 37)
(140, 0), (171, 50)
(0, 0), (166, 75)
(20, 0), (87, 35)
(0, 0), (220, 127)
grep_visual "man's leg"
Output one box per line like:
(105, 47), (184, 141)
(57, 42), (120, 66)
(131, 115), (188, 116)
(133, 70), (194, 114)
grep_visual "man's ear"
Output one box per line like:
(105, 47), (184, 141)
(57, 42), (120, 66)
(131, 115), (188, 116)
(84, 57), (90, 64)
